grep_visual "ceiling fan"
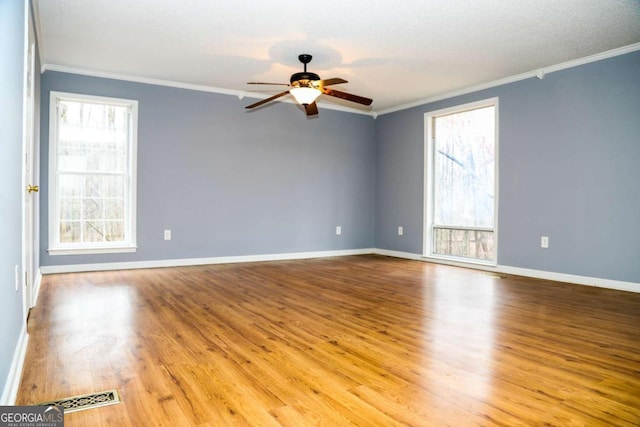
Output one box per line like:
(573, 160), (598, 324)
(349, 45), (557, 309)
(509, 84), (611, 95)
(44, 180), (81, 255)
(245, 54), (373, 116)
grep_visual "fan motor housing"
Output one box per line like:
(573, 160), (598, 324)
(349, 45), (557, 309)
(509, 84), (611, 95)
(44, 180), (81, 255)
(290, 72), (320, 84)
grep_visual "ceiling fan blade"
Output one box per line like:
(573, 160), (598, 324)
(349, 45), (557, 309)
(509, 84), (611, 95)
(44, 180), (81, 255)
(247, 82), (290, 86)
(305, 102), (319, 116)
(322, 88), (373, 106)
(245, 91), (290, 109)
(316, 78), (348, 87)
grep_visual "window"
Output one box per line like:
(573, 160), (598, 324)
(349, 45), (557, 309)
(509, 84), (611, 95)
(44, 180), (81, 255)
(424, 98), (498, 264)
(49, 92), (137, 255)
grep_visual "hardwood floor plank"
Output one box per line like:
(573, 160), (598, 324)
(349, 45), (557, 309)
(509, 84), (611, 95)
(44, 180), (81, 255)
(17, 255), (640, 426)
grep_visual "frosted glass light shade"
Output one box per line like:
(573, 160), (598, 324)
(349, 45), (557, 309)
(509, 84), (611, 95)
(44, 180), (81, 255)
(290, 87), (321, 105)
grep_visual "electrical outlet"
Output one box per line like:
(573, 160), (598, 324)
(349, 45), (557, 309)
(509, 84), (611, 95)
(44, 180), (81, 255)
(164, 230), (172, 240)
(398, 226), (403, 236)
(336, 226), (342, 235)
(541, 236), (549, 248)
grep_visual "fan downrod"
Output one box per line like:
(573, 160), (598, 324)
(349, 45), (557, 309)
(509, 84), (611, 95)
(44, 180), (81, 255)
(291, 53), (319, 83)
(298, 54), (313, 68)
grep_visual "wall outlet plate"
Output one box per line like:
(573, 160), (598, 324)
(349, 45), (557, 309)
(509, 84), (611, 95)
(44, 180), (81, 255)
(164, 230), (172, 240)
(336, 226), (342, 235)
(541, 236), (549, 248)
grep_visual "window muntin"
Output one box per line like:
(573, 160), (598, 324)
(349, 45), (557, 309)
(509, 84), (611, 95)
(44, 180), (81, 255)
(49, 92), (137, 255)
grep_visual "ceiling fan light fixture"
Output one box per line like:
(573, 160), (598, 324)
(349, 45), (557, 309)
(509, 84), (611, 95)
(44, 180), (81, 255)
(290, 87), (321, 105)
(245, 53), (372, 115)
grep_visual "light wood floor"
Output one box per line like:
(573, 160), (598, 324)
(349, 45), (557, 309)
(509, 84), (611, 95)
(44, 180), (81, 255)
(17, 255), (640, 426)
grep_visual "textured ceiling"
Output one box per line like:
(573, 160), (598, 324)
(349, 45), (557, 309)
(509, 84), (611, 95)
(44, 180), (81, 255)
(34, 0), (640, 114)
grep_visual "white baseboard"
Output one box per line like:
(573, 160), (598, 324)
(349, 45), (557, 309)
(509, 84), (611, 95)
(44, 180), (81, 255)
(0, 325), (29, 405)
(39, 248), (376, 275)
(373, 248), (640, 293)
(31, 270), (42, 307)
(37, 247), (639, 293)
(497, 265), (640, 293)
(373, 249), (424, 261)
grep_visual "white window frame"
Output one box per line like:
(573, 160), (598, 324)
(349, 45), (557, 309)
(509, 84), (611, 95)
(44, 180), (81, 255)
(423, 97), (499, 266)
(48, 91), (138, 255)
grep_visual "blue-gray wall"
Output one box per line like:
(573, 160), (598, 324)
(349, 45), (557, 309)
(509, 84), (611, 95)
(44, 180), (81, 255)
(40, 72), (376, 266)
(0, 0), (26, 400)
(39, 50), (640, 284)
(375, 51), (640, 283)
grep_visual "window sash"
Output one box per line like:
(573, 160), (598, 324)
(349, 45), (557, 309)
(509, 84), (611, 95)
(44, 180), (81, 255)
(49, 91), (137, 255)
(431, 227), (495, 262)
(424, 98), (498, 265)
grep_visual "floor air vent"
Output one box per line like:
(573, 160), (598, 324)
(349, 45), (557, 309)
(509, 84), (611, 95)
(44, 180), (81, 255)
(37, 389), (121, 413)
(480, 272), (507, 279)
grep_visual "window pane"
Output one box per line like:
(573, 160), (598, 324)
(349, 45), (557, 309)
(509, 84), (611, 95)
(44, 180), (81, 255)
(58, 175), (125, 217)
(58, 100), (128, 173)
(433, 106), (495, 228)
(59, 198), (81, 221)
(82, 199), (103, 220)
(105, 221), (125, 241)
(102, 175), (125, 198)
(433, 228), (495, 261)
(104, 199), (125, 220)
(58, 142), (126, 173)
(59, 221), (81, 243)
(84, 221), (105, 243)
(58, 174), (83, 198)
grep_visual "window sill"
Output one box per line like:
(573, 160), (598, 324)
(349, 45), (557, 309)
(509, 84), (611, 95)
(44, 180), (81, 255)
(422, 254), (497, 268)
(48, 245), (137, 256)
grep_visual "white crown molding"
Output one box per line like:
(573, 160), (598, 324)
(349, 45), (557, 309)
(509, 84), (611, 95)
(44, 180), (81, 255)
(30, 0), (45, 68)
(41, 64), (374, 117)
(376, 42), (640, 116)
(41, 42), (640, 118)
(0, 325), (28, 405)
(42, 63), (241, 96)
(373, 248), (640, 293)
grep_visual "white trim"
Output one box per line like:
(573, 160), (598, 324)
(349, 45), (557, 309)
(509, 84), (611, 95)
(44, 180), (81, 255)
(48, 91), (138, 255)
(0, 325), (29, 405)
(423, 113), (432, 256)
(43, 64), (240, 96)
(37, 248), (640, 292)
(374, 248), (424, 261)
(48, 245), (137, 256)
(425, 253), (496, 268)
(30, 0), (45, 69)
(41, 64), (374, 117)
(423, 98), (499, 264)
(37, 247), (640, 292)
(31, 270), (42, 307)
(39, 248), (376, 274)
(22, 0), (36, 325)
(38, 43), (640, 118)
(377, 42), (640, 116)
(373, 249), (640, 293)
(39, 43), (640, 117)
(498, 265), (640, 294)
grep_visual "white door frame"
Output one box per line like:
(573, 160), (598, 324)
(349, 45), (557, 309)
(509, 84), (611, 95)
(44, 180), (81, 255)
(21, 1), (37, 323)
